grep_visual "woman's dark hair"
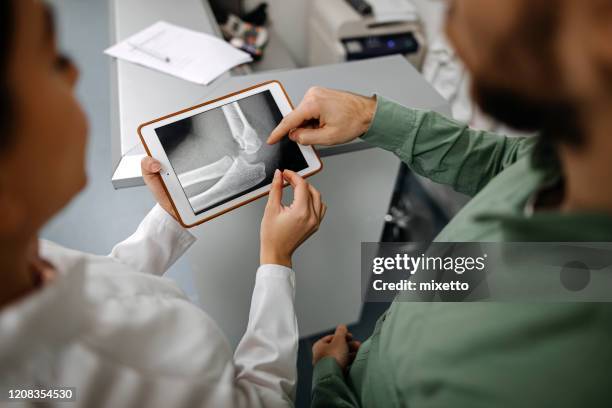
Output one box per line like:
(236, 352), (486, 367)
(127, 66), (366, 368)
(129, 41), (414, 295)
(0, 0), (15, 152)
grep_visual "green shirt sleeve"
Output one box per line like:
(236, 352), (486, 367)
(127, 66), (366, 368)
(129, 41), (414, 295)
(361, 96), (537, 197)
(311, 357), (360, 408)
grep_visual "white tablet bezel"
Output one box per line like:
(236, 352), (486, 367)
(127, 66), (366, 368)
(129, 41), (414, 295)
(138, 80), (323, 228)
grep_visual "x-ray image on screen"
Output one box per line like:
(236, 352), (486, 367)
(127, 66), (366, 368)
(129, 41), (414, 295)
(156, 90), (308, 215)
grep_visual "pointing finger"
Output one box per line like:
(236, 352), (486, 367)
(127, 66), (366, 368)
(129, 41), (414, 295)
(267, 102), (318, 144)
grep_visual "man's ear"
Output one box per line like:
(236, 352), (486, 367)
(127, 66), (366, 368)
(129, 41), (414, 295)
(0, 183), (27, 236)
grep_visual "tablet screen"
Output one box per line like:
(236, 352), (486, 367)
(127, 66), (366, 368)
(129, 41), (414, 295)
(155, 90), (308, 215)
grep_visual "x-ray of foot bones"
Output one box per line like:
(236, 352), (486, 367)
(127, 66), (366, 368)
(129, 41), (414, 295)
(178, 101), (267, 212)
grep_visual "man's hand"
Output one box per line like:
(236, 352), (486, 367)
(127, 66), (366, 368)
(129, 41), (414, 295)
(312, 324), (361, 372)
(267, 87), (376, 146)
(260, 169), (326, 268)
(141, 157), (178, 220)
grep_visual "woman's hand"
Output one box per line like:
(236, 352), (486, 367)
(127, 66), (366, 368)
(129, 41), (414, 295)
(312, 324), (361, 372)
(260, 169), (326, 268)
(267, 87), (376, 146)
(141, 157), (177, 220)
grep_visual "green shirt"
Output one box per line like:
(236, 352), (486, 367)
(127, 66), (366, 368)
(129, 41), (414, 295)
(311, 97), (612, 407)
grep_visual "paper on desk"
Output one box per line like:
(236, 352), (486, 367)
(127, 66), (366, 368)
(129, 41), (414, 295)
(370, 0), (419, 23)
(105, 21), (252, 85)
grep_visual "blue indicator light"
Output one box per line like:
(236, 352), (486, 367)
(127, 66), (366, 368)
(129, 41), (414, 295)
(387, 40), (396, 48)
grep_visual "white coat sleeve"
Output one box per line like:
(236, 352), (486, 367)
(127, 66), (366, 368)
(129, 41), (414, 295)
(61, 257), (298, 407)
(233, 264), (299, 406)
(109, 204), (196, 275)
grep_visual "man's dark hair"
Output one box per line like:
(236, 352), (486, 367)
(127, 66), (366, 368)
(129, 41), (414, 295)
(0, 0), (14, 153)
(469, 1), (586, 172)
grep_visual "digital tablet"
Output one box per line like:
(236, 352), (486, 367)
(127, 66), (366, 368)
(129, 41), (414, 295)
(138, 80), (323, 228)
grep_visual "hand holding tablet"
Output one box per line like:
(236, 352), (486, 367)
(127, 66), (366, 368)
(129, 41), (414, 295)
(139, 81), (322, 227)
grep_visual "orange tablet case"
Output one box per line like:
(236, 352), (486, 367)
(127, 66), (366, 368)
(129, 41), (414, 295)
(138, 80), (323, 228)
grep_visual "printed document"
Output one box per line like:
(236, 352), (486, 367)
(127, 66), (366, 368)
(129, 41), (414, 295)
(105, 21), (252, 85)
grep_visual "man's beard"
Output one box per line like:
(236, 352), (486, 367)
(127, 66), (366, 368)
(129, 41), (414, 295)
(472, 79), (583, 146)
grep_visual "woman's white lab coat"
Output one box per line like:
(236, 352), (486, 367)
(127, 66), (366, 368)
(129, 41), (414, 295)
(0, 205), (298, 407)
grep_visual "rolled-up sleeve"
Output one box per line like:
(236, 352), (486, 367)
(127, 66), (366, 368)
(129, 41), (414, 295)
(361, 96), (536, 196)
(109, 205), (196, 276)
